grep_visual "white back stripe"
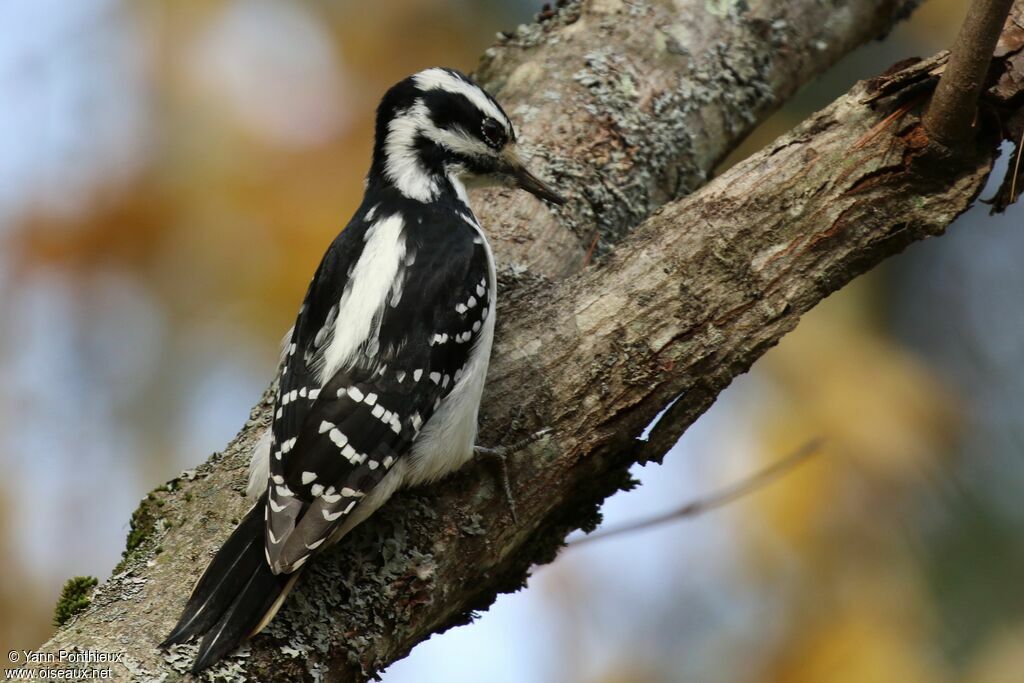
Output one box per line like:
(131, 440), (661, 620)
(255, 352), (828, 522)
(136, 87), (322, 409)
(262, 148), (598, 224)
(320, 215), (406, 382)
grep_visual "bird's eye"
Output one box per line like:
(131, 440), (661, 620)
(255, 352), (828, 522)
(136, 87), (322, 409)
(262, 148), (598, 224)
(480, 118), (506, 149)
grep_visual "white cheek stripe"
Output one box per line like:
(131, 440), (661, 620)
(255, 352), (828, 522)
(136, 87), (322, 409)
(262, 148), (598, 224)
(384, 101), (438, 202)
(423, 124), (490, 163)
(387, 69), (513, 203)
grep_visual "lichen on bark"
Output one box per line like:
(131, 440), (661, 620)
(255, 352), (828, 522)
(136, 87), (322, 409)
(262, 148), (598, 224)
(31, 1), (1024, 682)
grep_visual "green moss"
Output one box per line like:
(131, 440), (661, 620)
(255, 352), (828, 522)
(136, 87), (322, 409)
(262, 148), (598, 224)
(113, 494), (162, 573)
(53, 576), (98, 627)
(125, 502), (157, 554)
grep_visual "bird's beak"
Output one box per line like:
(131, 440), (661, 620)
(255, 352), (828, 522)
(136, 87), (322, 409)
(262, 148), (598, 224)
(502, 147), (566, 206)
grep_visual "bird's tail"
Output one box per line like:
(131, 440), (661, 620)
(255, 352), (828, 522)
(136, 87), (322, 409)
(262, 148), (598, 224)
(161, 494), (302, 673)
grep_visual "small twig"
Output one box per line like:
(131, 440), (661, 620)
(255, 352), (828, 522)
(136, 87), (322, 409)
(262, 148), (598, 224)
(569, 437), (825, 547)
(1011, 123), (1024, 202)
(923, 0), (1015, 148)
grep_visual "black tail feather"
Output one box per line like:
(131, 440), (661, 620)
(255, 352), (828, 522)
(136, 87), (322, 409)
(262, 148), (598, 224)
(160, 497), (267, 648)
(161, 495), (295, 673)
(189, 558), (296, 673)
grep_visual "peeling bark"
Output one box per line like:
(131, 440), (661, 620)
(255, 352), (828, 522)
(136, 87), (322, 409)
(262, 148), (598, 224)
(32, 1), (1024, 682)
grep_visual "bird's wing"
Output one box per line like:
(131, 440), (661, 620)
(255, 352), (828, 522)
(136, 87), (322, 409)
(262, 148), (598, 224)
(264, 215), (492, 573)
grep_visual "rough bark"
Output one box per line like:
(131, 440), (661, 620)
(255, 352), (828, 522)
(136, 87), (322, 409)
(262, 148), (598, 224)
(474, 0), (920, 276)
(33, 1), (1024, 682)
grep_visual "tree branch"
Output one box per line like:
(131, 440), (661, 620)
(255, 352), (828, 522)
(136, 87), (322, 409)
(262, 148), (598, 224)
(31, 1), (1024, 681)
(473, 0), (922, 276)
(923, 0), (1016, 148)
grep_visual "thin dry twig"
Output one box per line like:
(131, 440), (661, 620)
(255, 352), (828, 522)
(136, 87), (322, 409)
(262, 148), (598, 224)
(1012, 123), (1024, 201)
(569, 437), (825, 547)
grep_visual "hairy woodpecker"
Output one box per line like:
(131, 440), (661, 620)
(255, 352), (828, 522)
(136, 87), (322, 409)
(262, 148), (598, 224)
(161, 68), (564, 672)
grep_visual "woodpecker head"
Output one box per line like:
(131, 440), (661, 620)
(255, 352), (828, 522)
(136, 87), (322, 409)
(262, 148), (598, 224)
(370, 68), (565, 206)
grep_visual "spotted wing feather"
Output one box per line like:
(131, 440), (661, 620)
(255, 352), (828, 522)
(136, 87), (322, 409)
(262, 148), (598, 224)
(264, 207), (492, 573)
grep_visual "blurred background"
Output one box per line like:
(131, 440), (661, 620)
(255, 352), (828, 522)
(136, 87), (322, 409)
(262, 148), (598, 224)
(1, 0), (1022, 681)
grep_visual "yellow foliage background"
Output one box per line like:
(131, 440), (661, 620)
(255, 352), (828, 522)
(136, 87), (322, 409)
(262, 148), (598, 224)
(2, 1), (1022, 681)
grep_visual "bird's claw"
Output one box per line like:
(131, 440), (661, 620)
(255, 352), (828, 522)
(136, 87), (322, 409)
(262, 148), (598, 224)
(474, 428), (553, 524)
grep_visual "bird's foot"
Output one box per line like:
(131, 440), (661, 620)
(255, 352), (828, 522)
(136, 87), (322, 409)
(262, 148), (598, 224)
(474, 428), (553, 524)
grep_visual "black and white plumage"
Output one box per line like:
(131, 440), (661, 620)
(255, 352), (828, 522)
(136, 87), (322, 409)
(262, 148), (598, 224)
(162, 67), (563, 672)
